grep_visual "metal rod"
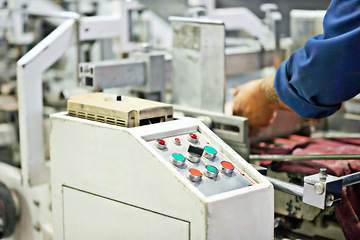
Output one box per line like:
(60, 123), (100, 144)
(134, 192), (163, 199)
(265, 176), (303, 198)
(341, 172), (360, 187)
(26, 10), (80, 19)
(250, 154), (360, 162)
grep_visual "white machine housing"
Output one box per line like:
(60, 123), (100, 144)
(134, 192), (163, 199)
(50, 112), (274, 240)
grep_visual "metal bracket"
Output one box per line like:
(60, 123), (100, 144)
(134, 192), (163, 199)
(263, 168), (360, 209)
(79, 51), (166, 102)
(303, 169), (342, 209)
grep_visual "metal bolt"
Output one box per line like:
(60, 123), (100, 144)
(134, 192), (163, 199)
(326, 194), (335, 207)
(314, 182), (325, 195)
(319, 168), (327, 182)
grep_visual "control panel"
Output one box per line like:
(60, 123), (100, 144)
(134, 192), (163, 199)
(51, 95), (274, 240)
(148, 130), (254, 196)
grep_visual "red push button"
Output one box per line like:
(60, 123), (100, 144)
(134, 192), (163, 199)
(190, 134), (197, 139)
(187, 168), (202, 182)
(188, 133), (199, 144)
(156, 139), (167, 150)
(174, 138), (181, 146)
(221, 161), (234, 175)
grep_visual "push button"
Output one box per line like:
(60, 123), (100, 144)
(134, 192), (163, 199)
(203, 146), (217, 160)
(156, 139), (167, 150)
(205, 165), (219, 179)
(188, 133), (199, 144)
(221, 161), (234, 175)
(187, 168), (202, 182)
(170, 153), (185, 167)
(174, 138), (181, 146)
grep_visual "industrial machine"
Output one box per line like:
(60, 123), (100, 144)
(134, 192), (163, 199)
(2, 1), (359, 239)
(50, 93), (274, 239)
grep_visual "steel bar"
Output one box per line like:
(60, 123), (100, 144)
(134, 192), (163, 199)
(26, 10), (80, 19)
(265, 176), (303, 198)
(341, 172), (360, 187)
(250, 154), (360, 162)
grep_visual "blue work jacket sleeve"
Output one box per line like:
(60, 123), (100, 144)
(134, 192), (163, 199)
(274, 0), (360, 119)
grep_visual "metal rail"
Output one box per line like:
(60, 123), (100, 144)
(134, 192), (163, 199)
(250, 154), (360, 162)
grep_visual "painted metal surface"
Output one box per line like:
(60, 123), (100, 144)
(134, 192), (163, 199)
(171, 17), (225, 113)
(63, 187), (190, 240)
(50, 113), (273, 239)
(79, 59), (146, 90)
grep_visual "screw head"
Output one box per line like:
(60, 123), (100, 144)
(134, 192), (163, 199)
(326, 194), (335, 207)
(314, 182), (325, 195)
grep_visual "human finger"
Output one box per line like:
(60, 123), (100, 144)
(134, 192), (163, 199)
(232, 86), (242, 96)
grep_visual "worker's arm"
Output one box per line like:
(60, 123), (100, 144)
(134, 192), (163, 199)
(233, 75), (291, 133)
(274, 0), (360, 119)
(234, 0), (360, 133)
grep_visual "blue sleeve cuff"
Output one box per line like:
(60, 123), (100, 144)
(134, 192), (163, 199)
(274, 59), (341, 119)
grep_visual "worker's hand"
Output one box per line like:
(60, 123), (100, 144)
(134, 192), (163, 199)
(232, 75), (291, 135)
(233, 79), (276, 134)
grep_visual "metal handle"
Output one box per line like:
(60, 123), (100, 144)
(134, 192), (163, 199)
(340, 172), (360, 187)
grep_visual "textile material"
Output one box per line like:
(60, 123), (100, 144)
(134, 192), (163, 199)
(253, 136), (360, 239)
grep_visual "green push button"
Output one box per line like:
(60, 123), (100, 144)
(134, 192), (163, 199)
(172, 153), (185, 162)
(204, 146), (216, 154)
(170, 153), (186, 167)
(206, 165), (218, 173)
(205, 165), (218, 179)
(203, 146), (217, 160)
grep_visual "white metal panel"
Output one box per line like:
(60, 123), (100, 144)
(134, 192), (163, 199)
(207, 184), (274, 240)
(171, 17), (226, 113)
(50, 114), (208, 240)
(51, 113), (274, 239)
(63, 187), (190, 240)
(79, 15), (123, 41)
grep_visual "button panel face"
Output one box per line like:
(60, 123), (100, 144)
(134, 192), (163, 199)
(148, 130), (254, 196)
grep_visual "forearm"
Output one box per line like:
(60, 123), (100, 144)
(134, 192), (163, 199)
(259, 75), (291, 111)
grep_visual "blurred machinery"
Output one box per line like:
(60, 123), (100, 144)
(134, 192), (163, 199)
(0, 1), (161, 239)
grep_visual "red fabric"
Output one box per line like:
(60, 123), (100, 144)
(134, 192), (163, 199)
(253, 136), (360, 240)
